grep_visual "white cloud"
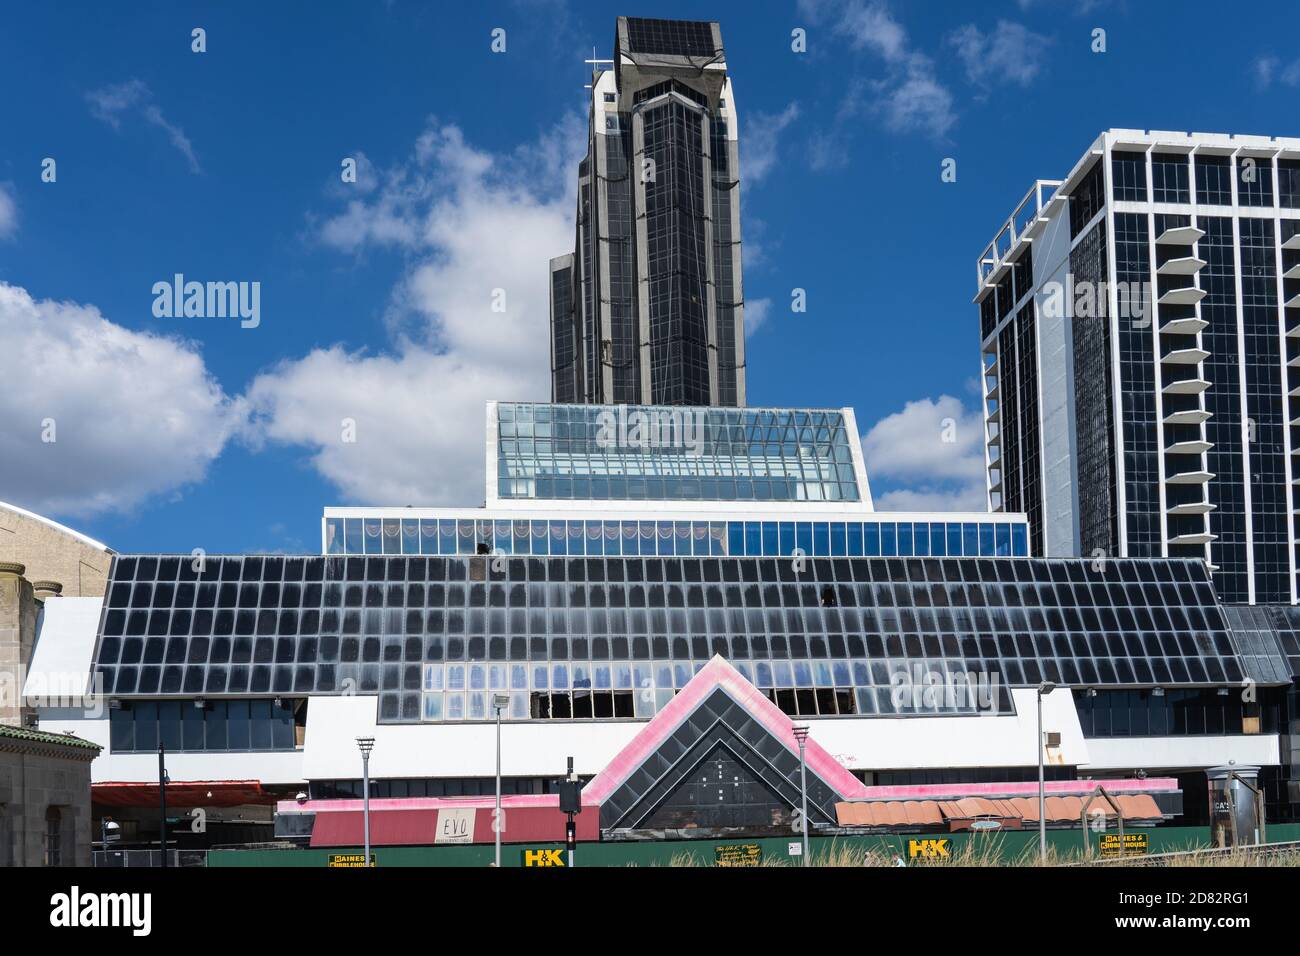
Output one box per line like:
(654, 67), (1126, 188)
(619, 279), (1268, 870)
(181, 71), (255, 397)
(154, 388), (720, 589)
(836, 0), (909, 61)
(949, 21), (1051, 89)
(246, 117), (582, 506)
(873, 485), (986, 512)
(802, 1), (956, 140)
(876, 57), (956, 137)
(807, 130), (849, 172)
(0, 282), (242, 516)
(86, 79), (201, 173)
(0, 183), (16, 239)
(860, 395), (987, 512)
(1253, 54), (1300, 90)
(745, 298), (772, 335)
(743, 103), (800, 184)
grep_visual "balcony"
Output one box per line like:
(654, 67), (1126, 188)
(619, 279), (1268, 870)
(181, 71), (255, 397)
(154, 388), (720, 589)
(1159, 316), (1207, 336)
(1155, 225), (1205, 245)
(1158, 287), (1206, 306)
(1163, 408), (1211, 426)
(1157, 256), (1207, 275)
(1161, 347), (1209, 365)
(1162, 378), (1210, 396)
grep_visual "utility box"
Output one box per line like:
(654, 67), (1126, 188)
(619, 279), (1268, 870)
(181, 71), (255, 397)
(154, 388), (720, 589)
(1207, 765), (1261, 848)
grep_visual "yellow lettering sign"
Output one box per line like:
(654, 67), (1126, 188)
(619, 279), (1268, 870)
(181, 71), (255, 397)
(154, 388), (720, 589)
(907, 838), (951, 859)
(522, 848), (566, 867)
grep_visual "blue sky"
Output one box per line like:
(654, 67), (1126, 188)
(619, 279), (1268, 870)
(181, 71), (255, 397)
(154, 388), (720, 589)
(1, 0), (1297, 555)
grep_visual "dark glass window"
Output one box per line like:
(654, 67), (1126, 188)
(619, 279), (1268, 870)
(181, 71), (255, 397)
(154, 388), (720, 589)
(1069, 159), (1105, 238)
(1237, 157), (1274, 207)
(1195, 155), (1233, 205)
(108, 698), (302, 752)
(1151, 152), (1190, 203)
(1280, 159), (1300, 209)
(1110, 150), (1147, 202)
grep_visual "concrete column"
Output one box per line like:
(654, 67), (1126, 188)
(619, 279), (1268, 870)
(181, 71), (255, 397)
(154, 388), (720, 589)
(0, 563), (36, 729)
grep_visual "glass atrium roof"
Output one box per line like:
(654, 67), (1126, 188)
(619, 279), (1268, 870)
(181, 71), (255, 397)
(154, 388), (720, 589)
(493, 402), (865, 504)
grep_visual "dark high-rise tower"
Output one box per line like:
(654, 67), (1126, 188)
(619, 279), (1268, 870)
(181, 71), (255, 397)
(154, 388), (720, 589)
(549, 16), (747, 407)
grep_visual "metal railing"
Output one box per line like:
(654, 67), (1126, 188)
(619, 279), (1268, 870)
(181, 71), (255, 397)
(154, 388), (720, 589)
(92, 849), (208, 867)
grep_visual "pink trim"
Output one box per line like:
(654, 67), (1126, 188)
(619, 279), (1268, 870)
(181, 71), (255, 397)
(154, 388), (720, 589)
(582, 655), (868, 803)
(853, 778), (1179, 802)
(277, 793), (594, 815)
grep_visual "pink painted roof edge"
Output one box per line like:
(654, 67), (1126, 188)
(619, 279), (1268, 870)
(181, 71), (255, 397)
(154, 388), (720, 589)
(582, 654), (868, 803)
(851, 777), (1180, 802)
(277, 793), (584, 814)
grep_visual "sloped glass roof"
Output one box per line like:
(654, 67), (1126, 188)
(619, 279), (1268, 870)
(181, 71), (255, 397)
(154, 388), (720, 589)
(494, 402), (862, 503)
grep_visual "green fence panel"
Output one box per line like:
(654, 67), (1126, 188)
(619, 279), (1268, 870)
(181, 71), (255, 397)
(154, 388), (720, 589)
(205, 823), (1300, 868)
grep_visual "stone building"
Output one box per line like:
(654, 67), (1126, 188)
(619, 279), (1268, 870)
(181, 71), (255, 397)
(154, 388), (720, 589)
(0, 500), (112, 598)
(0, 561), (102, 865)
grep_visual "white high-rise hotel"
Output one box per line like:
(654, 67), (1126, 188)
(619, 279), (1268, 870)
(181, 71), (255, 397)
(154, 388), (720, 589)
(978, 130), (1300, 605)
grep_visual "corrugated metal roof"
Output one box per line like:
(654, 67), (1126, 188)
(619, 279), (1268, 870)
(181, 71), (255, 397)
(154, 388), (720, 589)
(835, 792), (1165, 828)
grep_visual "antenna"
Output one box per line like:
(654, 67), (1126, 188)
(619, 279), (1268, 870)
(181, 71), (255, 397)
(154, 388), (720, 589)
(583, 45), (614, 90)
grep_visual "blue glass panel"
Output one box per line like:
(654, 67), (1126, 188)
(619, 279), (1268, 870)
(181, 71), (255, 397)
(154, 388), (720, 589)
(728, 522), (745, 556)
(881, 523), (897, 557)
(514, 521), (532, 555)
(325, 518), (344, 555)
(963, 523), (979, 557)
(344, 518), (362, 554)
(744, 522), (762, 557)
(813, 523), (829, 556)
(864, 523), (880, 556)
(674, 522), (692, 556)
(929, 522), (946, 556)
(636, 523), (654, 557)
(383, 520), (401, 555)
(897, 522), (913, 556)
(402, 519), (420, 555)
(978, 524), (994, 557)
(948, 523), (963, 556)
(567, 522), (584, 556)
(657, 522), (675, 557)
(779, 522), (796, 556)
(586, 522), (604, 556)
(455, 520), (474, 555)
(761, 522), (778, 555)
(830, 523), (847, 556)
(995, 523), (1011, 557)
(847, 522), (863, 556)
(795, 523), (812, 556)
(416, 520), (435, 555)
(532, 521), (549, 556)
(914, 523), (930, 556)
(1012, 523), (1028, 556)
(441, 520), (459, 555)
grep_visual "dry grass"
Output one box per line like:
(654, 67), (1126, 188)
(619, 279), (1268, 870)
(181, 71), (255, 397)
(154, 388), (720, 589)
(637, 839), (1300, 867)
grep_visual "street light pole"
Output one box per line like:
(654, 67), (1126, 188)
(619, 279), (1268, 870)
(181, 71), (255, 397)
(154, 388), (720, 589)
(792, 723), (810, 867)
(158, 742), (168, 869)
(356, 737), (375, 867)
(493, 693), (510, 867)
(1037, 682), (1056, 865)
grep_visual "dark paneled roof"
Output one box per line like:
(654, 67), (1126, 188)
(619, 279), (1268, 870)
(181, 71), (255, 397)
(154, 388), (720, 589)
(90, 554), (1278, 724)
